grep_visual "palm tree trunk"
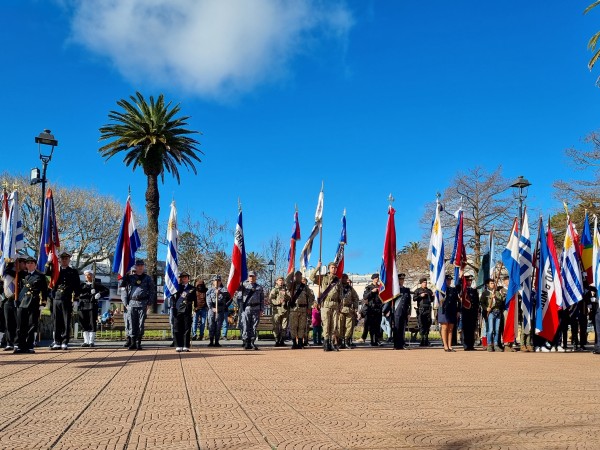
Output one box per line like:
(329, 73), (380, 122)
(146, 173), (160, 312)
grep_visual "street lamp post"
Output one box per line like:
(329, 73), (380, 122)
(510, 175), (532, 348)
(267, 260), (275, 291)
(30, 130), (58, 258)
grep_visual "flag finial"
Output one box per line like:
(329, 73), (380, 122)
(238, 198), (242, 211)
(321, 180), (324, 192)
(388, 193), (394, 206)
(563, 201), (569, 218)
(128, 185), (131, 196)
(295, 203), (298, 212)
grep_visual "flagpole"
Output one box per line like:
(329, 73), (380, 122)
(317, 182), (324, 298)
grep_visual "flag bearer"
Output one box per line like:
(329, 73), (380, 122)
(207, 275), (231, 347)
(286, 271), (313, 349)
(337, 273), (359, 349)
(15, 256), (48, 353)
(270, 276), (290, 346)
(363, 274), (383, 347)
(460, 275), (479, 351)
(393, 273), (412, 350)
(172, 272), (196, 352)
(79, 269), (108, 347)
(48, 252), (81, 350)
(236, 271), (264, 350)
(121, 259), (155, 350)
(414, 277), (434, 347)
(312, 261), (340, 351)
(1, 257), (26, 351)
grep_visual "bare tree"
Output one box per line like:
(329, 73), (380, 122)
(261, 235), (288, 279)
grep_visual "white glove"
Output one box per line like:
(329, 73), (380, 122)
(91, 289), (96, 295)
(39, 306), (44, 312)
(94, 293), (101, 300)
(73, 301), (79, 310)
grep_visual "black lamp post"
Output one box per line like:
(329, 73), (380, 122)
(30, 129), (58, 258)
(267, 259), (275, 291)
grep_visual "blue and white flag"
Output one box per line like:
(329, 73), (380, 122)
(164, 201), (179, 299)
(1, 190), (25, 297)
(427, 199), (446, 308)
(300, 187), (324, 272)
(519, 208), (534, 334)
(561, 218), (583, 307)
(502, 218), (521, 343)
(113, 196), (141, 279)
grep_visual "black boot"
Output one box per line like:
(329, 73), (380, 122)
(323, 340), (328, 351)
(339, 339), (347, 350)
(170, 339), (175, 347)
(425, 335), (431, 347)
(215, 337), (222, 347)
(348, 338), (356, 349)
(326, 339), (333, 352)
(124, 336), (131, 348)
(419, 336), (426, 347)
(136, 340), (142, 350)
(208, 337), (215, 347)
(128, 337), (137, 350)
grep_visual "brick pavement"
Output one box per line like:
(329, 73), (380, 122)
(1, 342), (600, 449)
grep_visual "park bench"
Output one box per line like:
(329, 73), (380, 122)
(109, 313), (172, 340)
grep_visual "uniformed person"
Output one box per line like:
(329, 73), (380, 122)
(171, 272), (196, 352)
(206, 275), (231, 347)
(337, 273), (359, 349)
(413, 277), (434, 346)
(312, 261), (340, 351)
(192, 279), (208, 340)
(1, 257), (26, 351)
(79, 269), (109, 347)
(120, 259), (155, 350)
(15, 256), (48, 353)
(48, 252), (81, 350)
(480, 278), (504, 352)
(286, 271), (314, 349)
(439, 274), (460, 352)
(363, 273), (383, 347)
(460, 274), (480, 351)
(270, 276), (290, 346)
(236, 271), (264, 350)
(393, 273), (412, 350)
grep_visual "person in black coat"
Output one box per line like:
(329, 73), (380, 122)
(438, 274), (459, 352)
(78, 269), (109, 347)
(363, 273), (383, 346)
(48, 252), (81, 350)
(459, 275), (479, 351)
(172, 272), (197, 352)
(392, 273), (411, 350)
(16, 256), (48, 353)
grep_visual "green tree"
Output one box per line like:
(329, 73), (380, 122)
(99, 92), (202, 309)
(586, 1), (600, 71)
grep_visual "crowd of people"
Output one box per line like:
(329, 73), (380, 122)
(2, 255), (599, 355)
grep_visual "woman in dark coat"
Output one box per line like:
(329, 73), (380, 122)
(438, 275), (459, 352)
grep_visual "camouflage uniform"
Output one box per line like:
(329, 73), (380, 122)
(270, 283), (290, 346)
(286, 274), (314, 348)
(337, 282), (359, 348)
(311, 271), (340, 351)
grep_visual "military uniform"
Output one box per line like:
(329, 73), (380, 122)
(172, 282), (196, 350)
(337, 281), (359, 349)
(49, 263), (81, 348)
(236, 279), (265, 350)
(78, 278), (108, 347)
(120, 271), (155, 350)
(363, 282), (383, 346)
(312, 270), (340, 351)
(16, 267), (48, 353)
(460, 283), (479, 350)
(1, 262), (25, 351)
(269, 282), (290, 346)
(207, 284), (231, 347)
(393, 286), (411, 350)
(286, 273), (314, 349)
(413, 285), (434, 346)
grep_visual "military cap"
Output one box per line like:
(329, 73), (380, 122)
(248, 270), (257, 277)
(502, 275), (510, 281)
(25, 256), (36, 263)
(371, 273), (380, 279)
(419, 277), (427, 283)
(179, 271), (190, 278)
(135, 259), (145, 266)
(211, 275), (221, 281)
(83, 269), (93, 276)
(465, 274), (474, 280)
(59, 251), (71, 258)
(295, 270), (302, 275)
(445, 274), (453, 280)
(398, 273), (406, 279)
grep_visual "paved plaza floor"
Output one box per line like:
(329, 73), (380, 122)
(1, 340), (599, 449)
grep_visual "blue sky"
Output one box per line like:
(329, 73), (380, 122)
(2, 0), (599, 275)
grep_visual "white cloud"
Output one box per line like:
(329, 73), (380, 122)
(68, 0), (354, 99)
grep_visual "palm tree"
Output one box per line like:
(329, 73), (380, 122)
(99, 92), (202, 307)
(586, 1), (600, 70)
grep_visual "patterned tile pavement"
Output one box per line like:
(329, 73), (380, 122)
(1, 341), (600, 449)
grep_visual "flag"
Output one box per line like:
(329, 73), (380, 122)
(287, 209), (301, 276)
(535, 220), (563, 341)
(379, 205), (399, 303)
(300, 187), (324, 272)
(113, 195), (141, 279)
(489, 228), (495, 280)
(333, 210), (347, 279)
(164, 201), (179, 299)
(593, 215), (600, 297)
(427, 200), (446, 308)
(1, 190), (25, 297)
(501, 218), (520, 344)
(519, 208), (534, 334)
(226, 207), (248, 296)
(476, 229), (493, 292)
(561, 218), (583, 307)
(37, 188), (61, 287)
(581, 212), (593, 284)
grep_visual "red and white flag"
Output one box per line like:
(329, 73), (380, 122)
(227, 207), (248, 296)
(379, 205), (399, 303)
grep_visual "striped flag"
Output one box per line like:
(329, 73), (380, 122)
(501, 218), (520, 344)
(37, 189), (61, 287)
(593, 215), (600, 297)
(1, 190), (25, 297)
(113, 195), (141, 279)
(300, 187), (324, 272)
(536, 219), (563, 340)
(581, 212), (593, 283)
(476, 228), (494, 292)
(333, 210), (347, 278)
(450, 208), (467, 286)
(226, 207), (248, 296)
(519, 209), (534, 334)
(427, 199), (446, 308)
(287, 208), (301, 276)
(164, 201), (179, 299)
(379, 205), (399, 303)
(561, 218), (583, 307)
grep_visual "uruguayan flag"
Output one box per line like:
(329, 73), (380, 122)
(164, 201), (179, 299)
(427, 199), (446, 308)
